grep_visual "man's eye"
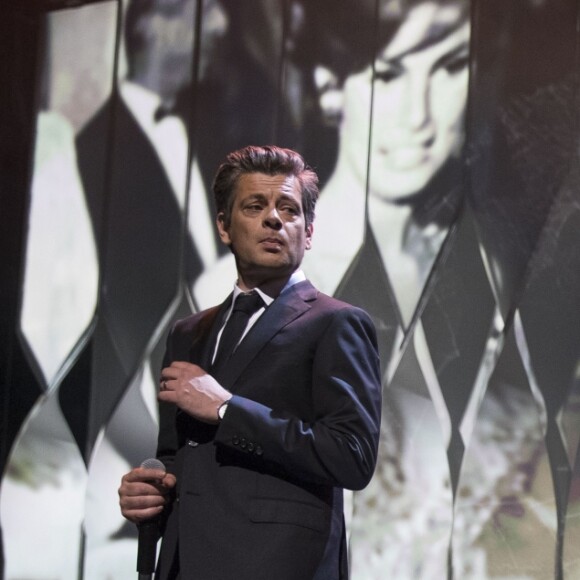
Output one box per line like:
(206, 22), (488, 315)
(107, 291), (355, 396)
(245, 204), (262, 212)
(280, 205), (299, 215)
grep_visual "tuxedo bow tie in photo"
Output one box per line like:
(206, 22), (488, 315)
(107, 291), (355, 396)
(154, 104), (178, 122)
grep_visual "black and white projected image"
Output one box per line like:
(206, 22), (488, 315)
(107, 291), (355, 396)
(3, 0), (580, 578)
(76, 1), (229, 577)
(293, 1), (471, 574)
(0, 3), (116, 579)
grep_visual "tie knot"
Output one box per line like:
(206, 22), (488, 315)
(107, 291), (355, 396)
(233, 292), (264, 315)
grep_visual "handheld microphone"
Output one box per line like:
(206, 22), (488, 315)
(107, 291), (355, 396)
(137, 458), (166, 580)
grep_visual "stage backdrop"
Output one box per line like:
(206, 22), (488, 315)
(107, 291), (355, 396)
(2, 0), (580, 578)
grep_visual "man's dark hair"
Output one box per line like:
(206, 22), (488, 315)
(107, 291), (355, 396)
(212, 145), (319, 229)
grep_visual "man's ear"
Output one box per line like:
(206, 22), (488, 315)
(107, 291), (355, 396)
(305, 223), (313, 251)
(216, 213), (231, 245)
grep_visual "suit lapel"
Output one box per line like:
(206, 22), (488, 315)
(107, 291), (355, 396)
(214, 281), (317, 388)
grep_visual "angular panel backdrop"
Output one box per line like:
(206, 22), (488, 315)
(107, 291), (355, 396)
(1, 0), (580, 578)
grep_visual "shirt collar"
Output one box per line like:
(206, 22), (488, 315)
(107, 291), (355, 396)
(119, 80), (162, 128)
(281, 269), (306, 294)
(231, 269), (306, 306)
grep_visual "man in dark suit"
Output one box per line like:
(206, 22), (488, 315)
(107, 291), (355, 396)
(119, 145), (382, 579)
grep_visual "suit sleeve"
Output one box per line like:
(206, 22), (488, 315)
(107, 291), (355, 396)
(213, 306), (382, 491)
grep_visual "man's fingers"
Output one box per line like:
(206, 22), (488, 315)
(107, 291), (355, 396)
(123, 467), (166, 484)
(120, 490), (166, 509)
(119, 471), (176, 524)
(158, 389), (177, 404)
(160, 362), (207, 393)
(162, 473), (177, 488)
(161, 361), (191, 379)
(119, 494), (166, 524)
(120, 469), (176, 497)
(159, 363), (188, 388)
(122, 505), (165, 524)
(161, 361), (204, 378)
(169, 360), (195, 370)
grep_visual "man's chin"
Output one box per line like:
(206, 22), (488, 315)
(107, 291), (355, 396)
(241, 260), (295, 279)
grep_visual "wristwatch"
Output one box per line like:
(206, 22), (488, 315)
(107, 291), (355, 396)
(217, 400), (230, 421)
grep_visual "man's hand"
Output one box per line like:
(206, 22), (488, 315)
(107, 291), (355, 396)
(159, 361), (231, 424)
(119, 467), (176, 524)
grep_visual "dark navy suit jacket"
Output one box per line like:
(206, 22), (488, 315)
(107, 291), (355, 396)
(155, 280), (382, 580)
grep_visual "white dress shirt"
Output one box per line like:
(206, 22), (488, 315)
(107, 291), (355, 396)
(212, 269), (307, 363)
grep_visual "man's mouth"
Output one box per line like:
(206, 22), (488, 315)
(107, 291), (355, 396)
(260, 237), (284, 251)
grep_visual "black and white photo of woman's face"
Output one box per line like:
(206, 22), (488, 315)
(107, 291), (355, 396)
(338, 1), (470, 202)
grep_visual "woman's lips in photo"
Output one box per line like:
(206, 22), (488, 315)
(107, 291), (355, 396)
(384, 146), (429, 170)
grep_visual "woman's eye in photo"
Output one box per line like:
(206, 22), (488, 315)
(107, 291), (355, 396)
(441, 52), (469, 75)
(373, 64), (403, 83)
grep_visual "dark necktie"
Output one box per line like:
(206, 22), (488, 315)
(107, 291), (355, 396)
(212, 292), (264, 370)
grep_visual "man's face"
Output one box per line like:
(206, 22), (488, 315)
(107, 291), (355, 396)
(217, 173), (313, 285)
(198, 0), (229, 80)
(341, 1), (470, 202)
(149, 0), (228, 94)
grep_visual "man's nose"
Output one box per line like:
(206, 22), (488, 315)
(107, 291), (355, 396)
(263, 208), (282, 230)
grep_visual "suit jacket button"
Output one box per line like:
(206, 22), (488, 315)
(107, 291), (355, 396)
(186, 439), (199, 447)
(240, 437), (247, 449)
(232, 436), (240, 445)
(247, 442), (255, 452)
(255, 445), (263, 456)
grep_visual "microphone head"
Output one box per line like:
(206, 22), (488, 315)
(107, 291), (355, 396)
(140, 458), (166, 472)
